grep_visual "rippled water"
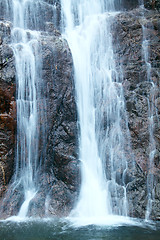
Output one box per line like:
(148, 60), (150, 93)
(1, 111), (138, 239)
(0, 219), (160, 240)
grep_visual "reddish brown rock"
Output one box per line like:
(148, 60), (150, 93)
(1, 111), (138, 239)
(0, 21), (16, 198)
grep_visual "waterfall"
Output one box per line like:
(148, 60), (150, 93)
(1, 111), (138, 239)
(61, 0), (132, 224)
(10, 0), (41, 218)
(1, 0), (158, 223)
(0, 0), (47, 219)
(139, 1), (157, 220)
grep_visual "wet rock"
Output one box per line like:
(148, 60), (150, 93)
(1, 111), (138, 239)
(112, 6), (160, 220)
(0, 13), (79, 217)
(0, 21), (16, 199)
(120, 0), (139, 10)
(0, 0), (61, 31)
(28, 29), (80, 216)
(126, 173), (147, 218)
(144, 0), (160, 11)
(0, 184), (24, 218)
(46, 179), (76, 217)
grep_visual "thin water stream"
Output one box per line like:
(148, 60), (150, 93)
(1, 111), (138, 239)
(12, 0), (41, 218)
(139, 1), (157, 220)
(0, 0), (43, 219)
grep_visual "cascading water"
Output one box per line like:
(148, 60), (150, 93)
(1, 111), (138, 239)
(61, 0), (132, 224)
(9, 0), (40, 218)
(139, 1), (157, 220)
(0, 0), (159, 227)
(0, 0), (64, 220)
(0, 0), (46, 219)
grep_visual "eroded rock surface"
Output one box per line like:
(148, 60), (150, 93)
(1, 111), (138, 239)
(36, 28), (80, 216)
(0, 21), (16, 199)
(112, 6), (160, 219)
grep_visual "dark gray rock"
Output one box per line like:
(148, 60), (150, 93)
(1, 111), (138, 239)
(39, 30), (80, 214)
(0, 0), (61, 31)
(118, 0), (139, 10)
(144, 0), (160, 11)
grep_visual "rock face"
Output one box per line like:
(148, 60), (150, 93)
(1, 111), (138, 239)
(0, 21), (16, 199)
(112, 6), (160, 219)
(36, 28), (80, 216)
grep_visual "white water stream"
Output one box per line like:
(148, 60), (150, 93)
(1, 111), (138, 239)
(61, 0), (131, 224)
(7, 0), (41, 219)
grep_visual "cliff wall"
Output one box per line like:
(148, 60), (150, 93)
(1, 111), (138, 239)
(112, 4), (160, 219)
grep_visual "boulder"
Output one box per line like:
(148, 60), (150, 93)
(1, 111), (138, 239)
(34, 28), (80, 216)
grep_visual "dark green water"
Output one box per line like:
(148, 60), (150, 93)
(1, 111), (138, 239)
(0, 219), (160, 240)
